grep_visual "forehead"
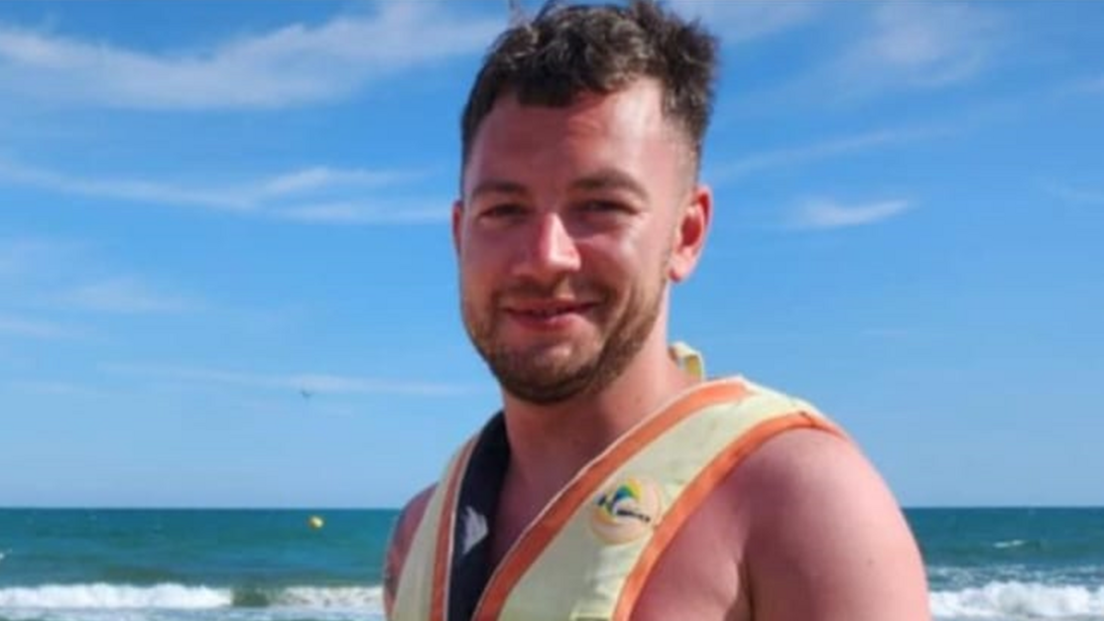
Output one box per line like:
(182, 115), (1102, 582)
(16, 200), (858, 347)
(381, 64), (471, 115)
(463, 80), (690, 192)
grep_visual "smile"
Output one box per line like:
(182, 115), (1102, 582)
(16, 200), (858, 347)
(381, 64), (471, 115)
(513, 304), (591, 317)
(503, 301), (599, 326)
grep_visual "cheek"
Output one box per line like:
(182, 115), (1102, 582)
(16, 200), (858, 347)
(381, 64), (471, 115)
(599, 229), (666, 277)
(459, 242), (503, 293)
(461, 226), (514, 265)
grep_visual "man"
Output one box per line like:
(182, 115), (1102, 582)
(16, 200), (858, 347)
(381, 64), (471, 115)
(384, 2), (930, 620)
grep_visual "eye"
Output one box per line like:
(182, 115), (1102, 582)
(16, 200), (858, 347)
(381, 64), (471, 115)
(579, 200), (629, 214)
(479, 203), (527, 220)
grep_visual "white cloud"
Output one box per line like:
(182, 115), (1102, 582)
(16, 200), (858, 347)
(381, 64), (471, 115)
(60, 277), (200, 314)
(667, 1), (819, 43)
(710, 126), (943, 182)
(733, 2), (1003, 111)
(276, 201), (449, 225)
(860, 328), (912, 340)
(0, 313), (79, 339)
(0, 237), (77, 277)
(0, 156), (434, 224)
(102, 363), (471, 397)
(724, 327), (914, 343)
(833, 3), (1001, 96)
(258, 167), (419, 198)
(0, 238), (202, 317)
(789, 198), (913, 230)
(290, 373), (464, 397)
(1083, 76), (1104, 93)
(1042, 182), (1104, 206)
(3, 379), (97, 396)
(0, 156), (251, 212)
(1056, 74), (1104, 98)
(0, 2), (503, 110)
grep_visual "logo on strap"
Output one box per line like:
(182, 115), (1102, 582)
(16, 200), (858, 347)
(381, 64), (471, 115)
(590, 476), (664, 544)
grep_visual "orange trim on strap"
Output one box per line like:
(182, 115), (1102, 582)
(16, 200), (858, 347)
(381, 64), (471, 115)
(472, 380), (750, 621)
(611, 413), (845, 621)
(431, 439), (477, 621)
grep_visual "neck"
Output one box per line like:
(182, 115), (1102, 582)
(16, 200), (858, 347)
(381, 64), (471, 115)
(499, 329), (699, 502)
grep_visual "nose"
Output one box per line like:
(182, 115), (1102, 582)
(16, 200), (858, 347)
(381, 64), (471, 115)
(514, 213), (581, 281)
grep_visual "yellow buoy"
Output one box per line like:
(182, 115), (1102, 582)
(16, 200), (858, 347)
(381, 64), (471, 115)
(308, 515), (324, 529)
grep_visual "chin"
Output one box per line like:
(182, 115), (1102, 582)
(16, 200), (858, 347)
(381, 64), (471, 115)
(530, 339), (600, 365)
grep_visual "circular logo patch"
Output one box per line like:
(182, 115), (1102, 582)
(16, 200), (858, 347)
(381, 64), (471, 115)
(590, 476), (664, 544)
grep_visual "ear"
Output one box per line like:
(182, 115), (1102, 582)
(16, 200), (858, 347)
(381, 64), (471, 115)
(451, 199), (464, 256)
(668, 185), (712, 283)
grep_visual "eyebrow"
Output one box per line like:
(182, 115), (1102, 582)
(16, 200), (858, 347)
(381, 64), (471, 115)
(571, 168), (650, 202)
(469, 179), (529, 203)
(469, 169), (649, 203)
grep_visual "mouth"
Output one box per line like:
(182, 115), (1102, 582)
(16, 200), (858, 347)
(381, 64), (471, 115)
(503, 300), (599, 326)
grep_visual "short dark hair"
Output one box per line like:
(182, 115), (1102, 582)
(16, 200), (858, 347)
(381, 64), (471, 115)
(460, 0), (718, 175)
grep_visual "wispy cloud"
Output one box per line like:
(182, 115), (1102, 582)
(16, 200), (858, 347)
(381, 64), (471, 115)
(859, 328), (913, 340)
(102, 363), (472, 397)
(725, 327), (914, 343)
(0, 2), (502, 110)
(257, 167), (419, 199)
(788, 198), (913, 230)
(735, 2), (1004, 112)
(1041, 182), (1104, 206)
(0, 313), (80, 339)
(3, 379), (99, 396)
(0, 238), (203, 316)
(710, 126), (943, 182)
(0, 156), (441, 224)
(1057, 74), (1104, 97)
(0, 237), (79, 277)
(0, 156), (250, 212)
(276, 201), (449, 225)
(831, 3), (1002, 97)
(668, 1), (819, 43)
(58, 278), (200, 314)
(1082, 75), (1104, 93)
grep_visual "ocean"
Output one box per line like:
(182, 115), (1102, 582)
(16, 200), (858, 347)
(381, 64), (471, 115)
(1, 507), (1102, 620)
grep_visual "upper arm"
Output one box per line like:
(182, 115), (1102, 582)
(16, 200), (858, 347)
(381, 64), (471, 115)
(383, 485), (436, 620)
(741, 429), (930, 621)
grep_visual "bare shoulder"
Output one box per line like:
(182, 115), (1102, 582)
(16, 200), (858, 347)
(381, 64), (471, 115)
(383, 485), (436, 618)
(734, 428), (930, 621)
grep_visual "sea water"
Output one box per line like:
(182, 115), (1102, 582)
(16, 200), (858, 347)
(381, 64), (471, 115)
(916, 508), (1104, 619)
(0, 509), (389, 621)
(1, 508), (1102, 620)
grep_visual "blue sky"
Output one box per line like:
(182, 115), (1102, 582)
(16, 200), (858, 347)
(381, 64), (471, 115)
(0, 1), (1101, 509)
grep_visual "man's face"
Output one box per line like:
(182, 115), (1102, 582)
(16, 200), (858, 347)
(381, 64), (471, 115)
(454, 79), (705, 404)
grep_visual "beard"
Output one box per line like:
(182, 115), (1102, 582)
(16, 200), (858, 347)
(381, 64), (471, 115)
(461, 269), (667, 405)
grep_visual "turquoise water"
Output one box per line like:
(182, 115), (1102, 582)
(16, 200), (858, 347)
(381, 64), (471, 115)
(913, 508), (1104, 619)
(1, 508), (1103, 620)
(0, 509), (392, 621)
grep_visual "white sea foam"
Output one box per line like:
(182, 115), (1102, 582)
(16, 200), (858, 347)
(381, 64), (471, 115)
(932, 581), (1104, 619)
(273, 585), (383, 609)
(0, 610), (384, 621)
(0, 583), (386, 619)
(993, 539), (1028, 549)
(0, 583), (231, 609)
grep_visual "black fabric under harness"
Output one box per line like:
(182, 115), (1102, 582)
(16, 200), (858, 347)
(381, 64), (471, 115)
(448, 413), (510, 621)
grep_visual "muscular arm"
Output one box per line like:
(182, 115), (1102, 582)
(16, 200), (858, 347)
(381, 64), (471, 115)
(741, 429), (930, 621)
(383, 485), (435, 620)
